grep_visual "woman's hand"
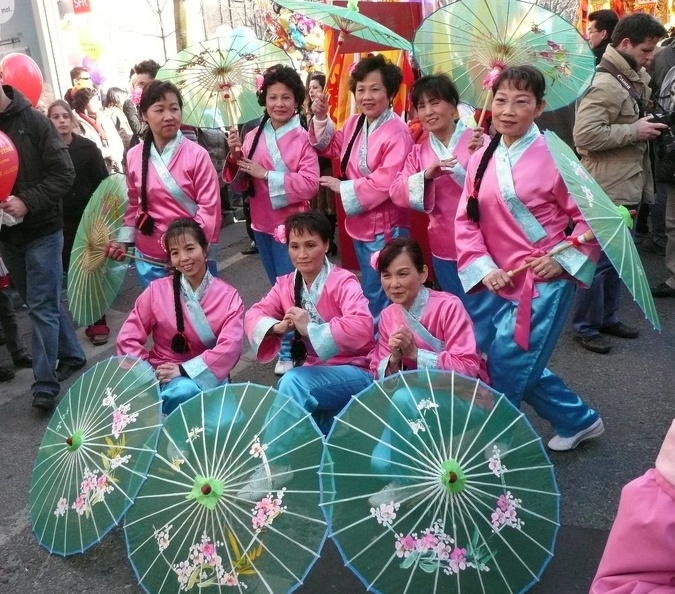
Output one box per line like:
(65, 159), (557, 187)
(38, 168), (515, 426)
(424, 158), (458, 180)
(482, 269), (514, 294)
(468, 128), (485, 154)
(227, 127), (243, 159)
(155, 363), (181, 384)
(311, 93), (329, 120)
(284, 307), (309, 336)
(319, 176), (341, 193)
(272, 318), (294, 335)
(525, 255), (564, 280)
(236, 157), (268, 180)
(105, 241), (128, 261)
(389, 326), (418, 361)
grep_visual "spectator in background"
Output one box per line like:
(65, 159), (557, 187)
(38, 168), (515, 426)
(0, 258), (32, 382)
(104, 87), (133, 157)
(124, 59), (161, 148)
(48, 99), (111, 346)
(71, 87), (124, 173)
(588, 9), (620, 65)
(0, 82), (86, 414)
(572, 13), (667, 354)
(64, 66), (93, 107)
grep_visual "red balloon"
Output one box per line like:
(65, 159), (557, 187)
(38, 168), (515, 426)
(0, 131), (18, 202)
(1, 53), (43, 107)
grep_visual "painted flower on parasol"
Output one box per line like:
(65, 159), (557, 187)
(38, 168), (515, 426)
(124, 382), (326, 593)
(30, 356), (162, 556)
(157, 34), (295, 129)
(412, 0), (595, 113)
(322, 369), (559, 593)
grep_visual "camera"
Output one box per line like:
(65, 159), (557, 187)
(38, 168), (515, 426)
(649, 110), (675, 126)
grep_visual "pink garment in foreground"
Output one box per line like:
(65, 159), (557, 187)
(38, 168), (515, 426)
(590, 420), (675, 593)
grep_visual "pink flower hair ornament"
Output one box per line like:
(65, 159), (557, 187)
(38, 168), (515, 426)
(370, 250), (381, 271)
(273, 225), (286, 244)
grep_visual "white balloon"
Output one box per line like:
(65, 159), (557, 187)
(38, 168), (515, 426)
(0, 0), (15, 25)
(213, 24), (233, 39)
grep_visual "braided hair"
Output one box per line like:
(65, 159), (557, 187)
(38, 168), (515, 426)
(284, 211), (333, 367)
(136, 80), (184, 235)
(467, 65), (546, 224)
(340, 114), (366, 180)
(164, 218), (209, 354)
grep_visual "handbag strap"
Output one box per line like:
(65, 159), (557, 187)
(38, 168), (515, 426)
(597, 59), (645, 117)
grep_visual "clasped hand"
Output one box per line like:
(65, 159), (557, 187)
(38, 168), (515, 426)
(273, 307), (309, 336)
(388, 326), (417, 364)
(156, 363), (180, 384)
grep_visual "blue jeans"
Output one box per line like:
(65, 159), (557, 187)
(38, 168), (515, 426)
(571, 250), (622, 338)
(0, 230), (86, 397)
(653, 183), (668, 248)
(254, 230), (294, 360)
(353, 228), (409, 322)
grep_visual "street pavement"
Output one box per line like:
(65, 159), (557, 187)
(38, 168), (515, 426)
(0, 216), (673, 594)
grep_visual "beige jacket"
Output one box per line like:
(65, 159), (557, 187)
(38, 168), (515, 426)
(574, 45), (654, 206)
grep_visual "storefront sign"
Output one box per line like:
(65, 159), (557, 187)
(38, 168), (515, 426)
(73, 0), (92, 15)
(0, 0), (15, 25)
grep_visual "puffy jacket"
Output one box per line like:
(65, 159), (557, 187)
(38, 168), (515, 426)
(0, 86), (75, 244)
(573, 45), (654, 206)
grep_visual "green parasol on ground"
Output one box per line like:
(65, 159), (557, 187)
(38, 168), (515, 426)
(125, 382), (326, 593)
(322, 369), (559, 593)
(541, 131), (660, 331)
(157, 33), (294, 129)
(30, 356), (162, 556)
(67, 173), (128, 327)
(413, 0), (595, 112)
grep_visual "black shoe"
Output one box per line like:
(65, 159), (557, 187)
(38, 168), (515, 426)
(599, 322), (639, 339)
(32, 392), (56, 413)
(13, 354), (33, 369)
(56, 359), (87, 382)
(651, 282), (675, 298)
(241, 246), (259, 255)
(0, 366), (15, 382)
(639, 238), (666, 256)
(574, 334), (611, 354)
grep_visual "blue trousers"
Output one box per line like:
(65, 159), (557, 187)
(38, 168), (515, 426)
(432, 256), (498, 352)
(160, 376), (204, 415)
(0, 231), (86, 397)
(486, 280), (599, 438)
(353, 227), (409, 323)
(254, 230), (294, 361)
(265, 365), (373, 457)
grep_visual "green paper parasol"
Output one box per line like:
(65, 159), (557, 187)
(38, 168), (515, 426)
(413, 0), (595, 111)
(124, 382), (326, 593)
(543, 130), (660, 331)
(322, 369), (560, 593)
(157, 34), (294, 129)
(30, 356), (162, 555)
(67, 173), (128, 326)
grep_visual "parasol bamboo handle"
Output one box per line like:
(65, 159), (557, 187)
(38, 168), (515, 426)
(476, 90), (492, 130)
(324, 32), (346, 104)
(507, 230), (595, 278)
(98, 246), (167, 267)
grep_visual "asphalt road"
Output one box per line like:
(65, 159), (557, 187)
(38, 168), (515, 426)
(0, 216), (673, 594)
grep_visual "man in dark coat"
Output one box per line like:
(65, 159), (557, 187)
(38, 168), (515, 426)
(0, 84), (87, 413)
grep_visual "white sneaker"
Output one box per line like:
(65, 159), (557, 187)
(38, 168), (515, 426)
(237, 464), (294, 501)
(274, 359), (294, 376)
(368, 481), (406, 508)
(547, 418), (604, 452)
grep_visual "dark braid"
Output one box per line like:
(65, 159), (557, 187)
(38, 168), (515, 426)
(340, 114), (366, 180)
(136, 128), (156, 235)
(170, 271), (190, 354)
(290, 271), (307, 367)
(298, 109), (308, 131)
(467, 133), (502, 224)
(247, 112), (270, 160)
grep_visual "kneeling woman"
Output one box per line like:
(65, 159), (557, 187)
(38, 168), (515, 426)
(368, 239), (488, 507)
(117, 218), (244, 415)
(242, 211), (375, 499)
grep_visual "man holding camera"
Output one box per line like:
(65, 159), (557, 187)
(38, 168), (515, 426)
(572, 13), (668, 354)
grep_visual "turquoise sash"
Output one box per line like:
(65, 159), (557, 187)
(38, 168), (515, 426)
(180, 272), (216, 348)
(357, 109), (394, 177)
(401, 287), (444, 353)
(494, 123), (547, 244)
(150, 130), (198, 217)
